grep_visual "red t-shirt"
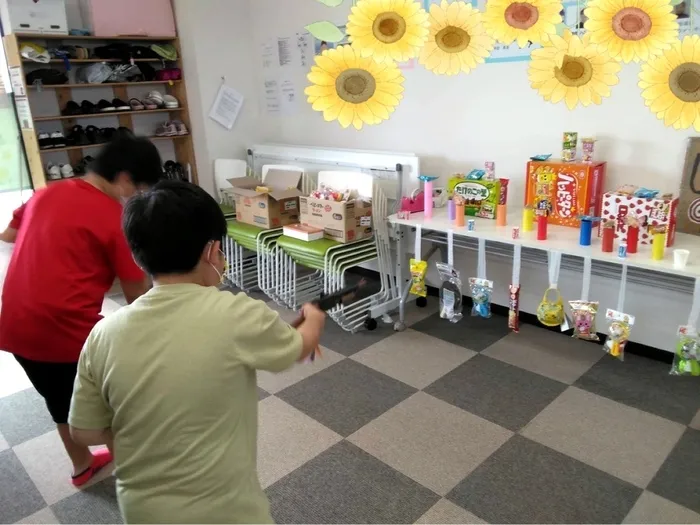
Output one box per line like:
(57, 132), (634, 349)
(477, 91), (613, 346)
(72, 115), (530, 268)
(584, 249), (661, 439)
(0, 179), (144, 363)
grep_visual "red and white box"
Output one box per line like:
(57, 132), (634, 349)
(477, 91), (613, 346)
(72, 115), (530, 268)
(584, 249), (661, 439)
(600, 192), (679, 247)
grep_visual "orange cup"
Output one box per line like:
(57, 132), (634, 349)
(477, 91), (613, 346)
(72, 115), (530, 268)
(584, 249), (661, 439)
(496, 204), (507, 226)
(455, 204), (465, 227)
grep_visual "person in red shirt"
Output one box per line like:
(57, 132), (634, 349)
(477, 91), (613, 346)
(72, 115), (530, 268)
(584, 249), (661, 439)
(0, 136), (162, 487)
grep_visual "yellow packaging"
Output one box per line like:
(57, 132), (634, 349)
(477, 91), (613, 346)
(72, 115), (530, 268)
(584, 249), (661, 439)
(410, 259), (428, 297)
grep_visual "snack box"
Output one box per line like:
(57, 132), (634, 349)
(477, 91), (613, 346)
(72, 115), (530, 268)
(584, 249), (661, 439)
(447, 177), (501, 219)
(600, 192), (678, 247)
(299, 197), (372, 244)
(283, 224), (325, 242)
(524, 160), (606, 228)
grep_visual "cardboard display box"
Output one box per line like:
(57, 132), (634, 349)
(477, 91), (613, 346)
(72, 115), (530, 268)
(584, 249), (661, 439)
(227, 169), (303, 229)
(678, 137), (700, 236)
(524, 160), (606, 228)
(299, 197), (372, 243)
(447, 177), (501, 219)
(600, 192), (678, 247)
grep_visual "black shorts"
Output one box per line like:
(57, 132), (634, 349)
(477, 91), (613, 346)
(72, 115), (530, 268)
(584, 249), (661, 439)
(14, 355), (78, 424)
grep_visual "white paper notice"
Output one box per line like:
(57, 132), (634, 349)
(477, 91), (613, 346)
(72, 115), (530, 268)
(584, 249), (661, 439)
(209, 85), (244, 130)
(263, 79), (281, 114)
(15, 97), (33, 129)
(296, 32), (312, 68)
(280, 79), (298, 115)
(277, 36), (293, 67)
(261, 39), (276, 69)
(9, 66), (25, 96)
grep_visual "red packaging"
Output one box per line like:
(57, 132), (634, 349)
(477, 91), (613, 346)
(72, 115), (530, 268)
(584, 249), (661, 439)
(600, 191), (678, 247)
(508, 284), (520, 332)
(627, 225), (639, 254)
(499, 178), (509, 205)
(602, 221), (614, 252)
(537, 214), (548, 240)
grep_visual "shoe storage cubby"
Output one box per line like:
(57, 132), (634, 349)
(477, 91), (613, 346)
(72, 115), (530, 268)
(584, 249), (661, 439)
(3, 31), (197, 188)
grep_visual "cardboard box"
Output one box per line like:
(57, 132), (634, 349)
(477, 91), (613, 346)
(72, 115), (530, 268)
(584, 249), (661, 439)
(227, 169), (303, 229)
(678, 137), (700, 236)
(524, 160), (606, 228)
(283, 224), (324, 242)
(600, 192), (678, 247)
(299, 197), (372, 243)
(447, 177), (501, 219)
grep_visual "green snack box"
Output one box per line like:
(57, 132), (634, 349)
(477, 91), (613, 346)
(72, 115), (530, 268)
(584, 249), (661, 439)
(448, 176), (501, 219)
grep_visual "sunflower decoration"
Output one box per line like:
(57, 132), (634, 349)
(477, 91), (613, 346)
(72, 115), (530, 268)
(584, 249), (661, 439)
(347, 0), (429, 63)
(639, 35), (700, 131)
(482, 0), (562, 48)
(305, 45), (405, 130)
(528, 30), (621, 110)
(419, 0), (495, 76)
(584, 0), (678, 63)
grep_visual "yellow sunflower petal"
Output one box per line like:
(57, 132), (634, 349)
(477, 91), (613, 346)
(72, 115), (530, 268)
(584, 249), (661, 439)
(664, 98), (684, 127)
(680, 102), (697, 129)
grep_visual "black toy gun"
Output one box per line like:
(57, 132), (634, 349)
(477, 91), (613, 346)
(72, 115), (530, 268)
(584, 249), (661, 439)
(313, 279), (366, 311)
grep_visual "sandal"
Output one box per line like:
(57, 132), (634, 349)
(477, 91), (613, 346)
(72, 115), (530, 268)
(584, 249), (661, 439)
(129, 98), (145, 111)
(143, 98), (159, 110)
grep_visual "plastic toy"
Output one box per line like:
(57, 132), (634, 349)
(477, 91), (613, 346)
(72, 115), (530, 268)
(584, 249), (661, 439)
(569, 300), (600, 341)
(409, 259), (428, 297)
(469, 278), (493, 318)
(603, 309), (634, 360)
(671, 329), (700, 376)
(437, 262), (462, 323)
(537, 288), (565, 327)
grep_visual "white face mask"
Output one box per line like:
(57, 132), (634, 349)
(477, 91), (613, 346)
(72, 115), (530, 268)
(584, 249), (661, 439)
(207, 242), (226, 286)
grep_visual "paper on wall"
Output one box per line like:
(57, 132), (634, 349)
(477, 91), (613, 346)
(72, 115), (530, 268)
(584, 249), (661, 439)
(9, 66), (25, 96)
(15, 98), (33, 130)
(261, 39), (277, 69)
(280, 79), (298, 115)
(263, 78), (281, 114)
(209, 84), (244, 130)
(278, 36), (293, 67)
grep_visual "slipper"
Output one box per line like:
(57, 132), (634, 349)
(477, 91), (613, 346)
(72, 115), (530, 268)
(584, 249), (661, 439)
(143, 98), (159, 110)
(163, 95), (179, 109)
(129, 98), (145, 111)
(71, 448), (113, 487)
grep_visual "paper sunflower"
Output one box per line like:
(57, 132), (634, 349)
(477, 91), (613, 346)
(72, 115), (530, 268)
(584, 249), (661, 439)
(419, 1), (494, 76)
(482, 0), (562, 48)
(584, 0), (678, 63)
(529, 31), (621, 110)
(347, 0), (429, 63)
(639, 35), (700, 130)
(305, 45), (404, 130)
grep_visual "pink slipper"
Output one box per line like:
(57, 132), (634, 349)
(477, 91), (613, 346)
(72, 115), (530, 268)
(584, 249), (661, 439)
(71, 449), (113, 487)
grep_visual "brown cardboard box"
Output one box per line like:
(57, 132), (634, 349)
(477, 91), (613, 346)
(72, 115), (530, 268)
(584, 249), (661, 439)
(227, 169), (303, 229)
(678, 137), (700, 236)
(299, 197), (373, 243)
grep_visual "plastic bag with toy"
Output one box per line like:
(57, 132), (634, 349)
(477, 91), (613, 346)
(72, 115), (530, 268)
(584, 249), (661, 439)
(603, 309), (634, 360)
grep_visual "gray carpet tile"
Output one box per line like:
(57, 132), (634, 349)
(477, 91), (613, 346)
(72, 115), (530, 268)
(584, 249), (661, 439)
(276, 360), (417, 437)
(411, 311), (511, 352)
(266, 440), (440, 524)
(425, 355), (568, 431)
(448, 435), (642, 524)
(575, 352), (700, 425)
(0, 450), (46, 524)
(257, 387), (270, 400)
(0, 389), (55, 447)
(648, 428), (700, 514)
(319, 316), (397, 356)
(51, 476), (122, 524)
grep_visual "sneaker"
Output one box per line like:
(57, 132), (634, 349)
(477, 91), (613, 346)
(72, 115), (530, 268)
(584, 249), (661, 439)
(155, 121), (178, 137)
(62, 101), (81, 116)
(163, 95), (179, 109)
(74, 156), (94, 176)
(50, 131), (66, 148)
(46, 163), (61, 180)
(38, 132), (53, 150)
(97, 99), (116, 112)
(67, 125), (90, 146)
(60, 164), (74, 179)
(80, 100), (97, 114)
(172, 120), (188, 135)
(112, 98), (130, 111)
(85, 125), (103, 144)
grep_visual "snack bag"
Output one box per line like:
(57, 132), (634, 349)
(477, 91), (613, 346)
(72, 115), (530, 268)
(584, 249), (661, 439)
(537, 288), (565, 327)
(603, 309), (634, 360)
(569, 300), (600, 341)
(469, 278), (493, 318)
(437, 262), (462, 323)
(409, 259), (428, 297)
(508, 284), (520, 332)
(670, 327), (700, 376)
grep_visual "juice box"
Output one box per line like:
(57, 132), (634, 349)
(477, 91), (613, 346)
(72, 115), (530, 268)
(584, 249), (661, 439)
(448, 177), (501, 219)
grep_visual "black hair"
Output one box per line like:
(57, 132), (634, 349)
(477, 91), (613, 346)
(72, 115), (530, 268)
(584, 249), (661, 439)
(123, 180), (227, 275)
(91, 136), (163, 186)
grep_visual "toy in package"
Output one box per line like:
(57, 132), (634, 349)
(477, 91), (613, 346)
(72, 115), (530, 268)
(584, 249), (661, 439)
(569, 300), (600, 341)
(437, 262), (463, 323)
(469, 278), (493, 318)
(603, 309), (634, 360)
(508, 284), (520, 332)
(409, 259), (428, 297)
(671, 327), (700, 376)
(537, 288), (565, 327)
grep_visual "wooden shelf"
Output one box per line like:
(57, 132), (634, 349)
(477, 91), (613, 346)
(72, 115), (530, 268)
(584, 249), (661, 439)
(23, 58), (165, 64)
(15, 33), (178, 42)
(28, 80), (182, 89)
(39, 135), (190, 153)
(35, 108), (185, 122)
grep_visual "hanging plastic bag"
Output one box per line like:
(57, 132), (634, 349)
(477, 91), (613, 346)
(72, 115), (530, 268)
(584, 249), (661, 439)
(537, 251), (565, 327)
(410, 259), (427, 297)
(469, 238), (492, 318)
(570, 300), (600, 341)
(437, 262), (462, 323)
(671, 278), (700, 376)
(509, 245), (521, 332)
(603, 309), (634, 360)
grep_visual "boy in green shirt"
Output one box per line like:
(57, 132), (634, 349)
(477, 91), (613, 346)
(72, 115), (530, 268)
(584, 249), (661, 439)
(68, 180), (325, 523)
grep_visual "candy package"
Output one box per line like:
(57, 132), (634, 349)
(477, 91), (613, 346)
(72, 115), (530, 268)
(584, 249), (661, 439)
(466, 169), (486, 180)
(310, 183), (352, 202)
(569, 300), (600, 341)
(409, 259), (428, 297)
(508, 284), (520, 332)
(530, 154), (552, 161)
(469, 278), (493, 318)
(603, 309), (634, 360)
(437, 262), (463, 323)
(633, 187), (659, 198)
(670, 327), (700, 376)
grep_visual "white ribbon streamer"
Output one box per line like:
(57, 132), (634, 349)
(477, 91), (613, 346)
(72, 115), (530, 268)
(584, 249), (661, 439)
(477, 238), (486, 280)
(512, 245), (522, 287)
(548, 250), (562, 289)
(581, 257), (592, 302)
(447, 229), (454, 267)
(616, 264), (628, 312)
(414, 225), (422, 261)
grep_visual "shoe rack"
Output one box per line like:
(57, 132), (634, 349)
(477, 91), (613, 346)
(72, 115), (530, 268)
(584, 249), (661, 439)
(3, 32), (198, 189)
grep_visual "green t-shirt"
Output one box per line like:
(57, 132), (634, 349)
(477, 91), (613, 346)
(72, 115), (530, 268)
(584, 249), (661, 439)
(69, 284), (302, 524)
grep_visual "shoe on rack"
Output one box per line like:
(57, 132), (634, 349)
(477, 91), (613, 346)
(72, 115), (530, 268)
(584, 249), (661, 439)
(101, 127), (116, 142)
(172, 120), (188, 135)
(163, 95), (179, 109)
(80, 100), (97, 114)
(129, 98), (145, 111)
(38, 132), (53, 150)
(146, 91), (165, 108)
(46, 163), (61, 180)
(50, 131), (67, 148)
(155, 121), (178, 137)
(112, 98), (130, 111)
(74, 156), (95, 176)
(68, 125), (90, 146)
(62, 101), (81, 116)
(60, 164), (75, 179)
(116, 127), (134, 139)
(163, 160), (176, 180)
(85, 125), (103, 144)
(174, 162), (187, 181)
(97, 99), (116, 112)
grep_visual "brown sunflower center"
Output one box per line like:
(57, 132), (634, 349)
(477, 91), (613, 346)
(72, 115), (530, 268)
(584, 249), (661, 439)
(670, 63), (700, 102)
(435, 26), (471, 53)
(336, 68), (376, 104)
(554, 55), (593, 87)
(373, 12), (407, 44)
(611, 7), (651, 41)
(504, 2), (540, 30)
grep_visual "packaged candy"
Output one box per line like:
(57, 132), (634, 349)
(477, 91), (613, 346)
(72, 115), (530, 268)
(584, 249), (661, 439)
(615, 184), (638, 195)
(569, 300), (600, 341)
(530, 154), (552, 161)
(469, 278), (493, 318)
(437, 262), (463, 323)
(310, 183), (352, 202)
(633, 187), (659, 199)
(670, 327), (700, 376)
(466, 169), (486, 180)
(537, 288), (565, 327)
(603, 309), (634, 360)
(409, 259), (428, 297)
(498, 178), (509, 205)
(508, 284), (520, 332)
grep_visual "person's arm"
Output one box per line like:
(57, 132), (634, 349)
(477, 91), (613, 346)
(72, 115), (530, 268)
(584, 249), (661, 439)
(109, 226), (150, 304)
(291, 303), (326, 362)
(0, 203), (27, 243)
(69, 336), (114, 447)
